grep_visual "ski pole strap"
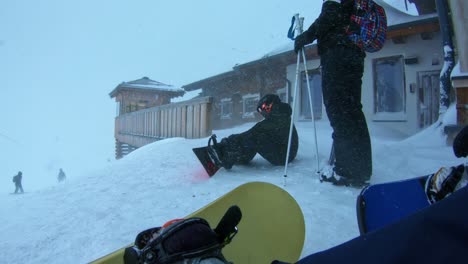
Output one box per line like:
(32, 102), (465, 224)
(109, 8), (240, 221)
(208, 134), (217, 147)
(287, 15), (296, 40)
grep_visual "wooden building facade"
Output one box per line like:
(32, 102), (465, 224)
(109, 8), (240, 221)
(110, 77), (185, 159)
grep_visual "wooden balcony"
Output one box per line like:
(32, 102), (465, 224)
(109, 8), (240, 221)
(114, 96), (213, 158)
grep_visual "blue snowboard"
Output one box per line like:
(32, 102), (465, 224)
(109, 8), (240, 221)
(356, 174), (432, 234)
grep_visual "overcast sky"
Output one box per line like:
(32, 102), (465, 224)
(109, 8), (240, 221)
(0, 0), (415, 191)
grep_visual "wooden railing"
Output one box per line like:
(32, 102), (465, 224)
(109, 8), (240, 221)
(114, 96), (213, 149)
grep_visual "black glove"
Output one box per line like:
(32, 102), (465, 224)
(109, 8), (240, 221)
(453, 125), (468, 158)
(294, 31), (314, 54)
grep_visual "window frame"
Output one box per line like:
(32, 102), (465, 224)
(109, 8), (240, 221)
(220, 98), (233, 120)
(372, 55), (407, 121)
(299, 69), (323, 121)
(242, 93), (260, 119)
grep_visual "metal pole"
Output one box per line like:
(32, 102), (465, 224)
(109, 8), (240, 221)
(283, 14), (303, 185)
(301, 49), (320, 172)
(283, 52), (302, 185)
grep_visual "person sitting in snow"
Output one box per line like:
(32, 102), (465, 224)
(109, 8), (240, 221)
(12, 171), (24, 194)
(208, 94), (299, 170)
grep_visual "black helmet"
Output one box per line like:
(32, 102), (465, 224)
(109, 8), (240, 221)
(257, 94), (281, 119)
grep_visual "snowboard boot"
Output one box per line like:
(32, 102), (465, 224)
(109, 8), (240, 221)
(319, 166), (369, 188)
(217, 137), (239, 170)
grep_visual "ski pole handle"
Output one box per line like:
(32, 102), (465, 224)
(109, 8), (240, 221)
(287, 15), (297, 40)
(287, 14), (304, 40)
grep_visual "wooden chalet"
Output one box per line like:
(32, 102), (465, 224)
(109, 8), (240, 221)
(110, 77), (183, 158)
(110, 76), (184, 115)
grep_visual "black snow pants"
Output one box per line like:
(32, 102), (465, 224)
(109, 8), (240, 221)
(321, 45), (372, 181)
(221, 118), (299, 166)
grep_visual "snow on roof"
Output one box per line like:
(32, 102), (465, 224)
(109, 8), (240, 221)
(110, 77), (184, 98)
(261, 41), (295, 59)
(378, 0), (438, 26)
(171, 88), (202, 103)
(451, 63), (468, 79)
(117, 77), (184, 92)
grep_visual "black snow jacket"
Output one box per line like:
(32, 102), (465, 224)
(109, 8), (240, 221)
(303, 0), (357, 55)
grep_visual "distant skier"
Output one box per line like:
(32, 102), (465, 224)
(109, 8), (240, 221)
(12, 171), (24, 194)
(207, 94), (299, 169)
(57, 168), (66, 182)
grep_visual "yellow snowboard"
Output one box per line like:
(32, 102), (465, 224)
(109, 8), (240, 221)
(90, 181), (305, 264)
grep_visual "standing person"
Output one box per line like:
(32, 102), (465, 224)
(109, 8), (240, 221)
(294, 0), (373, 187)
(57, 168), (66, 182)
(12, 171), (24, 193)
(208, 94), (299, 170)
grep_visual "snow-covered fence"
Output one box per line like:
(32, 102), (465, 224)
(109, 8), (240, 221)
(114, 96), (212, 156)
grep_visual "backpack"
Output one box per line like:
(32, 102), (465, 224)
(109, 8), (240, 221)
(345, 0), (387, 52)
(124, 218), (233, 264)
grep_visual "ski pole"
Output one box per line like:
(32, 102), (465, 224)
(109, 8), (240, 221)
(300, 48), (320, 172)
(283, 47), (302, 185)
(283, 14), (303, 185)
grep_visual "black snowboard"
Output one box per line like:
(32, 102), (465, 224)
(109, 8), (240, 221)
(192, 146), (221, 177)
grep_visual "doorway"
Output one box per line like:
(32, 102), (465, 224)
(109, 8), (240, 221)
(418, 71), (440, 128)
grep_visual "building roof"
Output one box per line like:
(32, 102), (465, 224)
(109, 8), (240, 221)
(182, 70), (242, 91)
(109, 77), (184, 98)
(378, 0), (438, 27)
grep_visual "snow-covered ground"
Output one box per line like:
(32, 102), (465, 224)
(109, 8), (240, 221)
(0, 106), (462, 264)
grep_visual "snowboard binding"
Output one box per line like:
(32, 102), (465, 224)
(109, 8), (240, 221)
(207, 134), (224, 168)
(124, 206), (242, 264)
(192, 135), (224, 176)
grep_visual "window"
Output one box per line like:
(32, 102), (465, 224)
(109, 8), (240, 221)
(126, 103), (137, 113)
(277, 87), (290, 104)
(220, 98), (233, 119)
(300, 70), (323, 120)
(373, 56), (406, 120)
(116, 102), (121, 116)
(418, 71), (440, 128)
(137, 100), (148, 110)
(130, 103), (138, 112)
(242, 93), (260, 118)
